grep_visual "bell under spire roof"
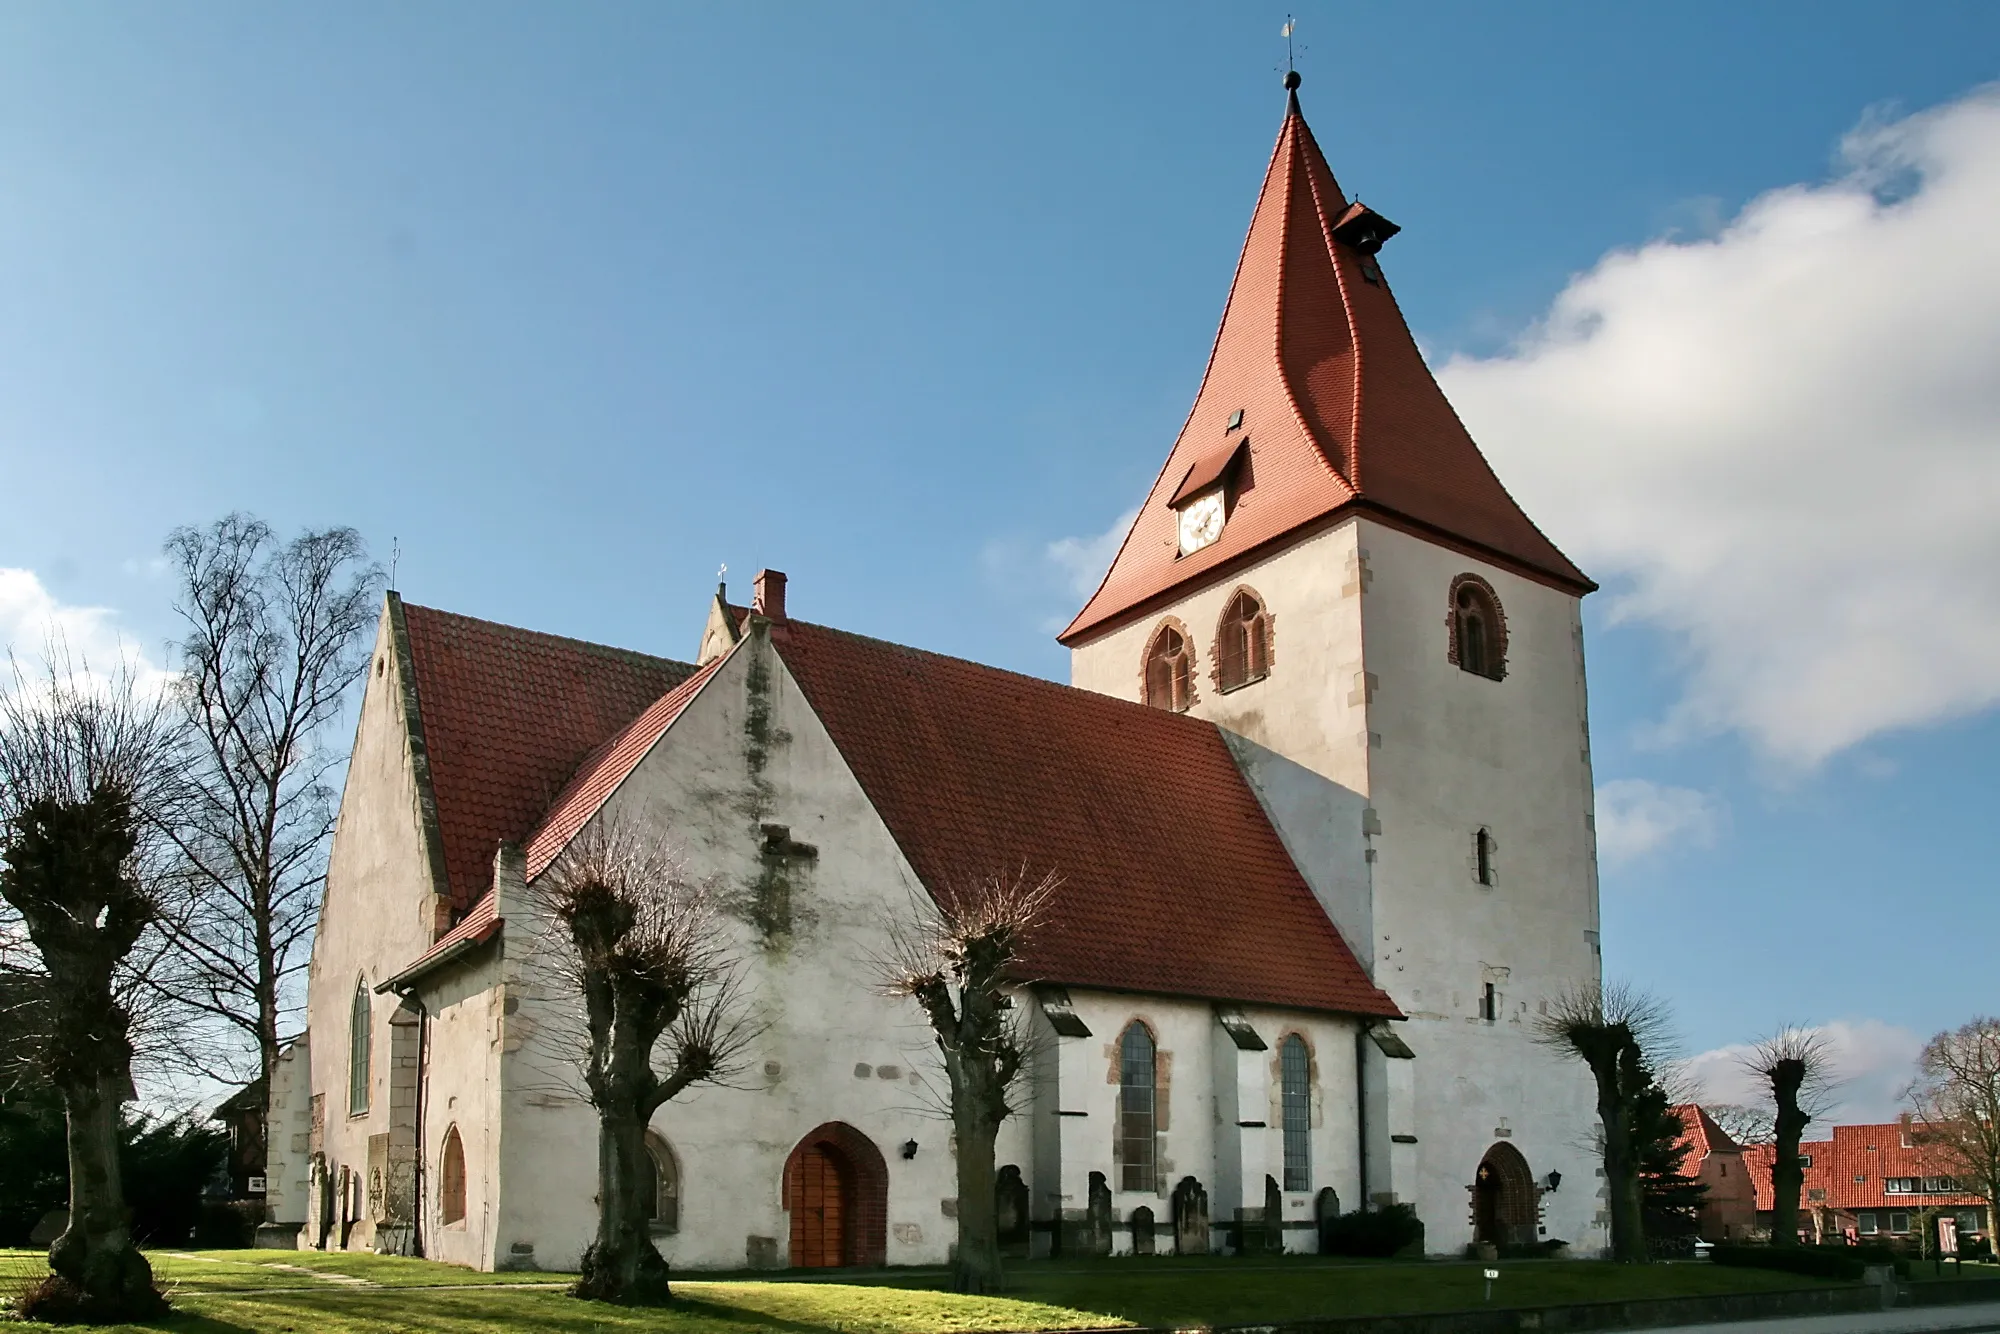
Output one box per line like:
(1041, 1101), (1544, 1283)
(1060, 79), (1590, 645)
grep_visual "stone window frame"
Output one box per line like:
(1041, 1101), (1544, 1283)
(1276, 1031), (1313, 1193)
(643, 1131), (681, 1234)
(1115, 1020), (1161, 1193)
(1212, 585), (1275, 693)
(1140, 618), (1196, 713)
(347, 975), (372, 1118)
(1445, 573), (1508, 681)
(1472, 827), (1497, 888)
(438, 1124), (467, 1227)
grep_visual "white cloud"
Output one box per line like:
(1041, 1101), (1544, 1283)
(1684, 1019), (1926, 1126)
(1594, 778), (1720, 867)
(1045, 508), (1138, 602)
(1439, 88), (2000, 766)
(0, 567), (169, 696)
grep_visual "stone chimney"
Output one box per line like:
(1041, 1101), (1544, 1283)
(752, 569), (788, 622)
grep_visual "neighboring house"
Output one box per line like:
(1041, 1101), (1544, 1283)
(275, 78), (1608, 1271)
(1743, 1122), (1989, 1244)
(1670, 1105), (1755, 1240)
(212, 1078), (269, 1202)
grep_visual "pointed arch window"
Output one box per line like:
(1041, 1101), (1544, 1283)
(641, 1132), (681, 1233)
(1448, 575), (1508, 681)
(1118, 1023), (1158, 1192)
(1216, 588), (1272, 692)
(348, 978), (371, 1116)
(439, 1125), (466, 1225)
(1280, 1034), (1311, 1192)
(1142, 623), (1193, 713)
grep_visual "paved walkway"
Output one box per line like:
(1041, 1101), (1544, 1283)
(1652, 1299), (2000, 1334)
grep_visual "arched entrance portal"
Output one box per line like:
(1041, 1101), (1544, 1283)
(1473, 1142), (1538, 1247)
(783, 1123), (888, 1267)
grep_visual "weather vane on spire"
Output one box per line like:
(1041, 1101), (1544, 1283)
(1280, 16), (1304, 90)
(390, 536), (400, 591)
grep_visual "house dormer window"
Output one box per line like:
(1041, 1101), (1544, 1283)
(1447, 574), (1508, 681)
(1143, 622), (1194, 713)
(1216, 588), (1272, 691)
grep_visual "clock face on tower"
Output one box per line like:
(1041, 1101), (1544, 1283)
(1177, 489), (1226, 556)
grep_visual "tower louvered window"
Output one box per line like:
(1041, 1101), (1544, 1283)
(1280, 1034), (1311, 1192)
(1143, 625), (1193, 713)
(1217, 589), (1272, 691)
(1118, 1023), (1158, 1192)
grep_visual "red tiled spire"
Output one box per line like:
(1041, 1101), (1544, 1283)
(1061, 82), (1590, 645)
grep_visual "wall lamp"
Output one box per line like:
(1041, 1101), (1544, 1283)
(900, 1140), (919, 1160)
(1544, 1171), (1563, 1193)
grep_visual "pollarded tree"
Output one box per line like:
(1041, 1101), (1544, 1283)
(879, 868), (1057, 1294)
(1534, 982), (1675, 1262)
(1742, 1027), (1836, 1249)
(1909, 1017), (2000, 1248)
(0, 652), (181, 1320)
(530, 824), (757, 1304)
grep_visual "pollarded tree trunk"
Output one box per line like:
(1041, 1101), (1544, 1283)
(1571, 1030), (1648, 1262)
(947, 1058), (1005, 1294)
(49, 1073), (159, 1316)
(576, 1103), (670, 1303)
(1769, 1058), (1808, 1248)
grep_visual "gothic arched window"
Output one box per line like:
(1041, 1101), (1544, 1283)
(348, 977), (371, 1116)
(641, 1132), (681, 1233)
(1448, 575), (1508, 681)
(1280, 1034), (1311, 1192)
(1142, 622), (1193, 713)
(1118, 1022), (1158, 1192)
(1216, 588), (1272, 691)
(439, 1125), (466, 1225)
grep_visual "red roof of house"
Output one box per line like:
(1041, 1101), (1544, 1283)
(1061, 85), (1589, 646)
(400, 601), (697, 911)
(771, 618), (1401, 1018)
(1672, 1103), (1744, 1169)
(1742, 1122), (1988, 1213)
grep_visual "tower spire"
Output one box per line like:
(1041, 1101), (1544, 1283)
(1059, 88), (1590, 645)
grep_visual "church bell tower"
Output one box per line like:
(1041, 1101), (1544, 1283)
(1061, 74), (1607, 1253)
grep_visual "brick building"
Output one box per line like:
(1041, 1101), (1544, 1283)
(1669, 1105), (1756, 1241)
(1742, 1121), (1988, 1245)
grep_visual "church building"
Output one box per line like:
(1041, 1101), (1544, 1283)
(271, 78), (1608, 1268)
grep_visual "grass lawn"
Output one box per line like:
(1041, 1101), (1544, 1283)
(0, 1249), (1846, 1333)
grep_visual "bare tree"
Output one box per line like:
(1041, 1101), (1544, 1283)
(1909, 1017), (2000, 1248)
(1742, 1027), (1837, 1249)
(158, 514), (379, 1093)
(879, 868), (1057, 1294)
(0, 652), (180, 1320)
(530, 824), (757, 1304)
(1704, 1102), (1774, 1147)
(1535, 981), (1675, 1262)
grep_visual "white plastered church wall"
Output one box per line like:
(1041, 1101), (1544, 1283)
(1067, 514), (1605, 1254)
(298, 600), (471, 1254)
(485, 624), (1028, 1271)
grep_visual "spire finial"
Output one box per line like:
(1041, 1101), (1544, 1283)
(1280, 17), (1303, 103)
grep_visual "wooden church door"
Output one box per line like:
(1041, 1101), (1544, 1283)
(789, 1143), (852, 1267)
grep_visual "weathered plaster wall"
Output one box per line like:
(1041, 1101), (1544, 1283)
(299, 599), (457, 1253)
(263, 1035), (312, 1231)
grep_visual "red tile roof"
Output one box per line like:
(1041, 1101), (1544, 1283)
(522, 654), (729, 881)
(1672, 1103), (1744, 1169)
(1061, 87), (1589, 646)
(1742, 1122), (1987, 1213)
(400, 602), (697, 911)
(771, 618), (1401, 1018)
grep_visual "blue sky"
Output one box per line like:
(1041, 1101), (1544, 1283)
(4, 3), (1998, 1117)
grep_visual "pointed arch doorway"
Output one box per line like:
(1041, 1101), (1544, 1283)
(1473, 1142), (1538, 1247)
(783, 1123), (888, 1267)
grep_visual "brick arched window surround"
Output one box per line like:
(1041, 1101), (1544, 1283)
(438, 1124), (466, 1226)
(1117, 1021), (1159, 1192)
(782, 1122), (888, 1267)
(1214, 586), (1274, 692)
(1447, 574), (1508, 681)
(1277, 1033), (1312, 1192)
(642, 1132), (681, 1233)
(1142, 619), (1195, 712)
(1473, 1140), (1539, 1246)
